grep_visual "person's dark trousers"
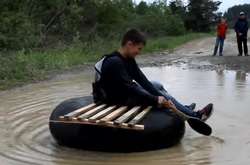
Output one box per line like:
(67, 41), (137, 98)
(237, 36), (248, 56)
(213, 37), (225, 56)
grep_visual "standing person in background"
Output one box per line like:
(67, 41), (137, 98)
(234, 12), (249, 56)
(213, 18), (228, 56)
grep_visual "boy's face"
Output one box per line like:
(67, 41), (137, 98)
(125, 41), (144, 58)
(221, 18), (226, 23)
(240, 15), (246, 19)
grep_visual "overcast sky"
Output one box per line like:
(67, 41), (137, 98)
(134, 0), (250, 12)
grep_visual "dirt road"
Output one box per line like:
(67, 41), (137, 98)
(138, 32), (250, 72)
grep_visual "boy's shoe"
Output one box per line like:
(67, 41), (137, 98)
(245, 54), (249, 56)
(185, 103), (196, 110)
(219, 54), (223, 56)
(238, 54), (242, 56)
(197, 103), (214, 122)
(189, 103), (196, 110)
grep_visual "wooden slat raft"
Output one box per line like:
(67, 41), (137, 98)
(51, 103), (152, 131)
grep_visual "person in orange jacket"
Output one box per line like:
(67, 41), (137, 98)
(213, 18), (228, 56)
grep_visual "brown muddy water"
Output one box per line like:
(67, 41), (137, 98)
(0, 66), (250, 165)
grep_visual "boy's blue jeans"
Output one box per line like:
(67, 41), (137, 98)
(151, 81), (199, 117)
(213, 37), (225, 56)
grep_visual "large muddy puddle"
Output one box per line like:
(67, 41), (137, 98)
(0, 66), (250, 165)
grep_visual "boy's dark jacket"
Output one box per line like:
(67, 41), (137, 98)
(92, 51), (162, 106)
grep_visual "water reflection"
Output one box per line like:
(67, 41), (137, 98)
(235, 70), (247, 82)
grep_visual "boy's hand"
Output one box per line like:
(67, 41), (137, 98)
(158, 96), (176, 109)
(158, 96), (166, 106)
(167, 100), (176, 109)
(163, 100), (176, 109)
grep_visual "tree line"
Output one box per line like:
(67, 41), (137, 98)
(0, 0), (220, 51)
(224, 4), (250, 27)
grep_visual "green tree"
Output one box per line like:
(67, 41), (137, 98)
(185, 0), (221, 32)
(132, 0), (185, 36)
(224, 4), (250, 27)
(0, 0), (38, 50)
(0, 0), (188, 51)
(169, 0), (186, 16)
(136, 1), (148, 15)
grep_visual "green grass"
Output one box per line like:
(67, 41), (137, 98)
(144, 32), (212, 53)
(0, 32), (212, 90)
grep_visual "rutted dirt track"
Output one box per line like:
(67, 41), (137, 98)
(138, 32), (250, 72)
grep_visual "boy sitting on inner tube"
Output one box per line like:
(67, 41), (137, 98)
(92, 29), (213, 122)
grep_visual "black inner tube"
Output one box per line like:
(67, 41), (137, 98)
(49, 96), (185, 152)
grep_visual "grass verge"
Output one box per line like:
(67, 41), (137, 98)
(0, 32), (212, 90)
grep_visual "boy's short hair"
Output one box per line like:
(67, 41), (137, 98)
(121, 29), (146, 46)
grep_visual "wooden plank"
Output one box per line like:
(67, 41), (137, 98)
(59, 103), (96, 120)
(87, 105), (117, 122)
(128, 106), (152, 126)
(99, 106), (128, 122)
(114, 106), (141, 125)
(120, 123), (144, 130)
(77, 104), (107, 120)
(50, 119), (144, 130)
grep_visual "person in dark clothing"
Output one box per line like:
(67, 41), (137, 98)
(234, 12), (249, 56)
(92, 29), (213, 121)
